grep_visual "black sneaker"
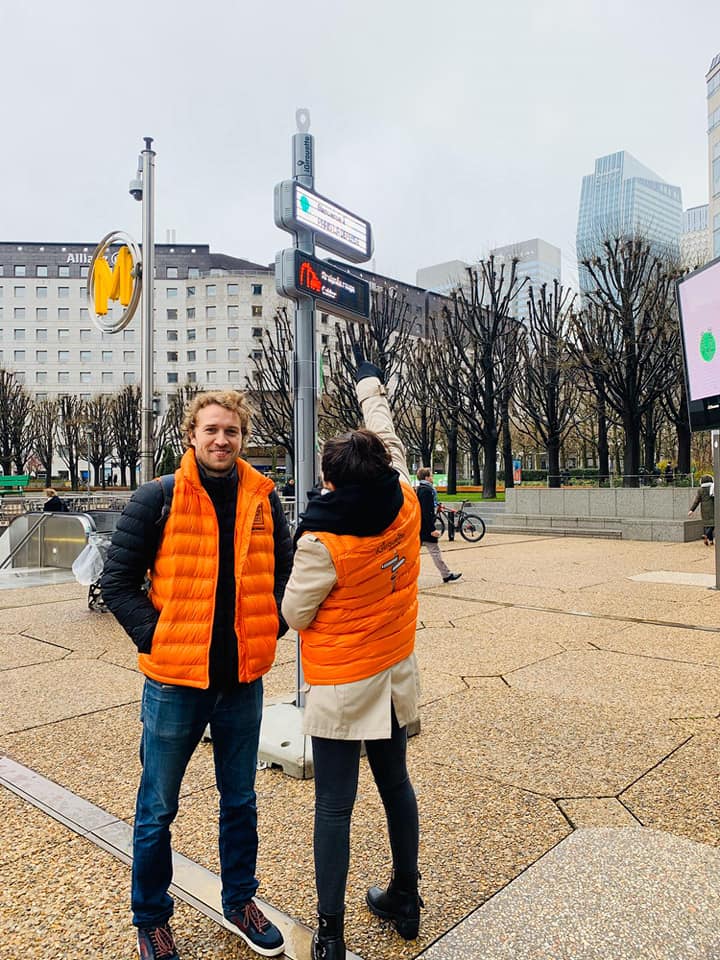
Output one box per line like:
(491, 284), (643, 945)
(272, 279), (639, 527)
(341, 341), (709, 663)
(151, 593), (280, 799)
(136, 922), (180, 960)
(443, 572), (462, 583)
(226, 900), (285, 957)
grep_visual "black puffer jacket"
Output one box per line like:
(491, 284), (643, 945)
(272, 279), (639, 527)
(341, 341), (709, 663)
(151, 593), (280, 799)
(101, 473), (293, 664)
(416, 481), (438, 542)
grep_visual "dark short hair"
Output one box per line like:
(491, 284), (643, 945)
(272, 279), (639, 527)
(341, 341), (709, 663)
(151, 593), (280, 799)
(416, 467), (432, 481)
(321, 428), (392, 487)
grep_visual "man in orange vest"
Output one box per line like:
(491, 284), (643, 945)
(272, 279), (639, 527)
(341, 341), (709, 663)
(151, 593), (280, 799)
(282, 348), (423, 960)
(102, 391), (291, 960)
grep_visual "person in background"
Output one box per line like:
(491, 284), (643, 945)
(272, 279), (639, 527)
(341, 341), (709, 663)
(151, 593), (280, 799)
(282, 476), (295, 498)
(415, 467), (461, 584)
(282, 350), (424, 960)
(43, 487), (67, 512)
(688, 474), (715, 546)
(102, 390), (291, 960)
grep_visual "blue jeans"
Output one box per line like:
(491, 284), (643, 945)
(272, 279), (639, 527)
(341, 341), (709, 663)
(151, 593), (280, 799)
(131, 677), (263, 927)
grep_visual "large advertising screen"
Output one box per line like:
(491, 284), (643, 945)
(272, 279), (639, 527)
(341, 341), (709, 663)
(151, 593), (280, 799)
(677, 256), (720, 431)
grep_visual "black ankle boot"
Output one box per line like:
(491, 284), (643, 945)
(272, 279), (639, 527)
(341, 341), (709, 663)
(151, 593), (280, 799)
(366, 872), (424, 940)
(311, 910), (345, 960)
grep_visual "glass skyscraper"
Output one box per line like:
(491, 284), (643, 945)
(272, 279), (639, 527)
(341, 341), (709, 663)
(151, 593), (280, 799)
(707, 52), (720, 259)
(576, 150), (682, 288)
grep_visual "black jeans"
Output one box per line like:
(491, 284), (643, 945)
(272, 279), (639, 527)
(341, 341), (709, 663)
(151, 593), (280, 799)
(311, 707), (419, 915)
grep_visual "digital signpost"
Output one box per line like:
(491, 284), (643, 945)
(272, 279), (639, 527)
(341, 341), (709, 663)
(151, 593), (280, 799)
(677, 255), (720, 588)
(260, 110), (373, 777)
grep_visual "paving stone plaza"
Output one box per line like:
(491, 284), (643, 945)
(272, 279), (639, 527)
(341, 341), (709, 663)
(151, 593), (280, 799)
(1, 532), (719, 959)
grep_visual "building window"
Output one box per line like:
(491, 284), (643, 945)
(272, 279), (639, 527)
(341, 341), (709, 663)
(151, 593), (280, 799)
(58, 371), (70, 384)
(228, 370), (239, 382)
(102, 350), (112, 362)
(36, 286), (48, 298)
(187, 307), (196, 320)
(80, 328), (91, 341)
(228, 305), (239, 320)
(35, 371), (47, 383)
(102, 371), (113, 384)
(36, 265), (48, 277)
(36, 350), (47, 362)
(58, 309), (69, 323)
(80, 371), (91, 384)
(14, 265), (26, 277)
(14, 286), (25, 297)
(14, 371), (25, 384)
(58, 350), (70, 361)
(167, 288), (178, 298)
(206, 348), (216, 361)
(36, 328), (47, 341)
(320, 312), (329, 324)
(167, 330), (178, 341)
(206, 306), (216, 320)
(251, 349), (262, 359)
(14, 307), (25, 319)
(13, 328), (25, 340)
(13, 349), (25, 361)
(252, 305), (263, 317)
(80, 286), (87, 298)
(58, 286), (70, 298)
(167, 267), (178, 279)
(80, 266), (89, 278)
(224, 326), (239, 341)
(58, 328), (70, 339)
(252, 327), (263, 338)
(187, 286), (196, 298)
(123, 350), (136, 362)
(187, 328), (196, 341)
(227, 283), (239, 296)
(227, 348), (239, 362)
(206, 284), (216, 297)
(80, 308), (89, 319)
(167, 372), (179, 384)
(252, 284), (262, 295)
(58, 265), (70, 278)
(123, 329), (135, 341)
(206, 370), (217, 383)
(188, 268), (200, 279)
(123, 372), (136, 384)
(167, 308), (178, 320)
(187, 371), (197, 383)
(187, 350), (196, 362)
(206, 327), (216, 340)
(167, 351), (178, 362)
(80, 350), (91, 362)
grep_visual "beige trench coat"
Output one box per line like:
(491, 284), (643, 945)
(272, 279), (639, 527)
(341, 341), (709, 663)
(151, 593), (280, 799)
(281, 376), (420, 740)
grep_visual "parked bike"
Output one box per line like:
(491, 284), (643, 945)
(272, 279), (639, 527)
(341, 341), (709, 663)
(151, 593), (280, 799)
(435, 500), (486, 542)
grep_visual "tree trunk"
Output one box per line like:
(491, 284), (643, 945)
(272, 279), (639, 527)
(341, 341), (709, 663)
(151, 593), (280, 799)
(469, 437), (481, 485)
(597, 406), (610, 486)
(676, 419), (691, 475)
(547, 442), (561, 488)
(482, 437), (498, 499)
(623, 414), (641, 487)
(446, 430), (458, 496)
(502, 409), (514, 489)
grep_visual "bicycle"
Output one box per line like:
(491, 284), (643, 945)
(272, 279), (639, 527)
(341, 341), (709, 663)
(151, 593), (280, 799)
(435, 500), (486, 542)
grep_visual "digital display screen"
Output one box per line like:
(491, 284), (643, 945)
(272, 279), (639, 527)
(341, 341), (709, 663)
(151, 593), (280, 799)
(678, 258), (720, 402)
(294, 252), (370, 319)
(294, 185), (371, 262)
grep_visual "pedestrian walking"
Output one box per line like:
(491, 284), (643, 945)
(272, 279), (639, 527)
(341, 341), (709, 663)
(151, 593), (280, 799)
(101, 390), (292, 960)
(281, 350), (424, 959)
(415, 467), (461, 583)
(688, 474), (715, 546)
(42, 487), (67, 512)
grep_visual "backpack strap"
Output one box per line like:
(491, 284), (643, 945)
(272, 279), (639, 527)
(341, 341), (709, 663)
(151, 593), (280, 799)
(154, 474), (175, 533)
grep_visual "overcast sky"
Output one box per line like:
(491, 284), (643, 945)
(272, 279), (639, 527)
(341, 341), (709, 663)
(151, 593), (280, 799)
(2, 0), (719, 287)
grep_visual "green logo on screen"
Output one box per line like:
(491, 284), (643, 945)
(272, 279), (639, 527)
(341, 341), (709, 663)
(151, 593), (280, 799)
(700, 330), (716, 362)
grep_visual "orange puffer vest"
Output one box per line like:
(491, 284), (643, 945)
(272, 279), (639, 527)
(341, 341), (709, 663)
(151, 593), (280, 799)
(139, 449), (279, 688)
(300, 482), (420, 686)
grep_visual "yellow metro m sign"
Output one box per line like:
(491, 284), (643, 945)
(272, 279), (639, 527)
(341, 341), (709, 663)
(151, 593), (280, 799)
(87, 231), (142, 333)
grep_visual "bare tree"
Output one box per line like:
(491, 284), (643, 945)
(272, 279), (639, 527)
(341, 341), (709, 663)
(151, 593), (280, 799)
(111, 385), (141, 488)
(153, 383), (200, 474)
(32, 398), (59, 481)
(0, 369), (32, 475)
(245, 307), (294, 468)
(81, 395), (115, 487)
(579, 235), (681, 485)
(58, 395), (86, 490)
(513, 281), (580, 487)
(394, 338), (439, 471)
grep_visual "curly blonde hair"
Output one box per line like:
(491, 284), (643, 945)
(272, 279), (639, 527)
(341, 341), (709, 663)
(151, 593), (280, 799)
(181, 391), (253, 450)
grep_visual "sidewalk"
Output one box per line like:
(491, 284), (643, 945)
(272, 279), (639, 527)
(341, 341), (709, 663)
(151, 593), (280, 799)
(1, 533), (719, 959)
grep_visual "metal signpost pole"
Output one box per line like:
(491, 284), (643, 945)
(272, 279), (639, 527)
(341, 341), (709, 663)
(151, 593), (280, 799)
(291, 112), (317, 711)
(139, 138), (156, 486)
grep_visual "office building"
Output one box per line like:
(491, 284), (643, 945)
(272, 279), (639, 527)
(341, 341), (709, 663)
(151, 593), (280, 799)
(576, 151), (683, 288)
(680, 204), (712, 269)
(489, 238), (561, 318)
(708, 52), (720, 259)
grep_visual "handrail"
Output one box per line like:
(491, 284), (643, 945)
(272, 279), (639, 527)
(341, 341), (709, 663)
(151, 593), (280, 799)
(0, 513), (50, 570)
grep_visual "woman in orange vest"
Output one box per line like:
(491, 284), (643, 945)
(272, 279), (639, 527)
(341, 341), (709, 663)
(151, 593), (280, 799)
(282, 349), (423, 960)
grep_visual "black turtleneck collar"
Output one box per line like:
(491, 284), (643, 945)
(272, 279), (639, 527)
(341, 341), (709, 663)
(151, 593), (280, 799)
(294, 469), (403, 545)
